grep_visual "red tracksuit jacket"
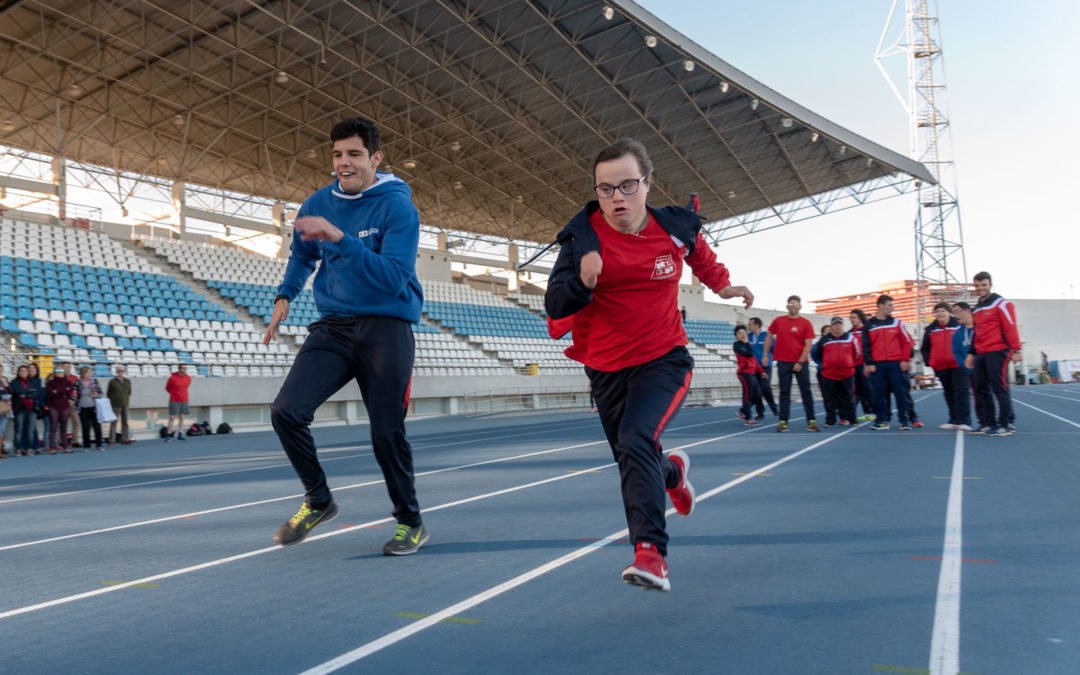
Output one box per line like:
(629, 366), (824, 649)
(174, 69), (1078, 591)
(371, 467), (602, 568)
(862, 316), (913, 364)
(817, 332), (859, 380)
(970, 293), (1021, 354)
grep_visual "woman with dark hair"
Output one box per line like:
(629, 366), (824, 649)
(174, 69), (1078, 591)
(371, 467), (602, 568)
(545, 138), (753, 591)
(10, 365), (42, 456)
(45, 367), (75, 453)
(848, 309), (875, 421)
(27, 362), (46, 452)
(75, 366), (104, 451)
(0, 364), (12, 457)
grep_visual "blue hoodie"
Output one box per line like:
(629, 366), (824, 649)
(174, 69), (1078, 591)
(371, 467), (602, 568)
(277, 173), (423, 322)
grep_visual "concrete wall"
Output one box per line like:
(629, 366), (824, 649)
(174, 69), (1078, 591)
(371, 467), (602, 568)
(1013, 299), (1080, 373)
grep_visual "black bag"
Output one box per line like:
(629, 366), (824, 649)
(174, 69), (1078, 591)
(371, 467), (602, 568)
(187, 423), (204, 437)
(159, 425), (169, 439)
(216, 422), (233, 434)
(199, 421), (213, 435)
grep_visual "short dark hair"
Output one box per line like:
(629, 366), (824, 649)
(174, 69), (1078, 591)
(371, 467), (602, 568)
(787, 295), (801, 304)
(593, 138), (654, 181)
(877, 294), (893, 306)
(974, 271), (992, 283)
(953, 301), (971, 312)
(933, 301), (952, 312)
(734, 324), (747, 334)
(821, 324), (831, 335)
(850, 308), (867, 323)
(330, 117), (381, 154)
(748, 317), (762, 328)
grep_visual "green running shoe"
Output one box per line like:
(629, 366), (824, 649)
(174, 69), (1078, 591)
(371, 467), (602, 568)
(857, 415), (875, 422)
(776, 421), (789, 433)
(383, 523), (429, 556)
(274, 500), (339, 546)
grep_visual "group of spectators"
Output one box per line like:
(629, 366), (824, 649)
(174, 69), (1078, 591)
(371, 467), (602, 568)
(731, 271), (1021, 436)
(0, 362), (132, 457)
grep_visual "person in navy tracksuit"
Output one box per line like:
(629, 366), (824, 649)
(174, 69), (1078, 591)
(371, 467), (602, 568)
(951, 301), (978, 430)
(747, 317), (778, 419)
(263, 116), (428, 556)
(733, 325), (763, 425)
(862, 294), (915, 430)
(545, 138), (753, 591)
(920, 301), (969, 429)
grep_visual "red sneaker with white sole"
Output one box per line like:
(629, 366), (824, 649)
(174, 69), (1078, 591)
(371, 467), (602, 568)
(621, 542), (670, 591)
(666, 450), (695, 516)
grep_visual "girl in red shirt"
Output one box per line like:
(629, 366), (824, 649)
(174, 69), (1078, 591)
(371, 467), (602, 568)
(545, 139), (753, 591)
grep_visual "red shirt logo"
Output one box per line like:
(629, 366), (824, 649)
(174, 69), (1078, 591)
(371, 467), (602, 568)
(651, 254), (677, 280)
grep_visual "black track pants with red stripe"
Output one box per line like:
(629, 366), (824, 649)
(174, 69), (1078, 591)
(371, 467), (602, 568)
(973, 349), (1015, 428)
(586, 346), (694, 557)
(271, 315), (420, 526)
(737, 372), (761, 419)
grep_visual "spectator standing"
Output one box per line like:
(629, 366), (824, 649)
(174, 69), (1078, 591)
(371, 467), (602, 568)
(951, 302), (978, 431)
(763, 295), (819, 432)
(10, 365), (42, 456)
(920, 302), (968, 430)
(107, 365), (132, 445)
(733, 325), (763, 426)
(27, 362), (45, 451)
(747, 317), (778, 419)
(862, 295), (915, 430)
(75, 366), (104, 451)
(848, 309), (876, 421)
(964, 271), (1021, 436)
(545, 137), (753, 590)
(45, 367), (75, 453)
(263, 116), (430, 556)
(165, 364), (191, 442)
(0, 364), (11, 457)
(62, 361), (80, 448)
(811, 317), (860, 426)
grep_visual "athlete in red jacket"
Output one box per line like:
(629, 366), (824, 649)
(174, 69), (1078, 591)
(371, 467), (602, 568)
(919, 302), (970, 429)
(810, 317), (859, 425)
(545, 138), (753, 592)
(964, 271), (1021, 435)
(733, 325), (764, 426)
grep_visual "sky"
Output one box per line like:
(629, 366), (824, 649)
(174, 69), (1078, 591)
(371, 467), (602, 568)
(635, 0), (1080, 310)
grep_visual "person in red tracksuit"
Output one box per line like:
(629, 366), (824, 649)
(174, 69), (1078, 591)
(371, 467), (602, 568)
(848, 309), (875, 420)
(545, 138), (753, 592)
(862, 295), (915, 430)
(811, 317), (860, 426)
(919, 301), (970, 430)
(964, 271), (1021, 436)
(733, 325), (763, 426)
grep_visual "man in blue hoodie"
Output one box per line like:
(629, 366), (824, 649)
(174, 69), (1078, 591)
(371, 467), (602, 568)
(262, 117), (427, 555)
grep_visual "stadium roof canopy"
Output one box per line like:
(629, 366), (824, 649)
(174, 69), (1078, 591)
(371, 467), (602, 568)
(0, 0), (934, 245)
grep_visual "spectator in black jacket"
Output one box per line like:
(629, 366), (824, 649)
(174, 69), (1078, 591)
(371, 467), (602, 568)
(10, 365), (42, 456)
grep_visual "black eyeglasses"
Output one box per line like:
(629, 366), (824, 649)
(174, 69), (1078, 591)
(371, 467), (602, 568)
(593, 176), (648, 199)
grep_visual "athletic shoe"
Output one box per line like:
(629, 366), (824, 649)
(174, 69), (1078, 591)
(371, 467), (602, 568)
(984, 426), (1009, 437)
(177, 433), (186, 441)
(744, 418), (762, 426)
(858, 414), (875, 422)
(807, 420), (821, 432)
(838, 420), (852, 426)
(1008, 423), (1016, 434)
(735, 410), (748, 421)
(912, 419), (924, 428)
(621, 542), (670, 592)
(274, 500), (339, 546)
(823, 422), (836, 428)
(971, 426), (992, 435)
(955, 424), (972, 431)
(754, 415), (765, 422)
(776, 421), (789, 433)
(666, 450), (695, 516)
(899, 423), (912, 430)
(939, 423), (958, 430)
(871, 422), (890, 431)
(163, 433), (171, 443)
(383, 523), (429, 556)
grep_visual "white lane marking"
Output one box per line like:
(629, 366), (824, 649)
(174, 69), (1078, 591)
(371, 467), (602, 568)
(298, 424), (862, 674)
(1017, 389), (1080, 404)
(1012, 398), (1080, 429)
(928, 430), (964, 675)
(0, 422), (774, 618)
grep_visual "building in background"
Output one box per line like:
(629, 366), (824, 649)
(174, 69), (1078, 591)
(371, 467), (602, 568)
(813, 280), (972, 328)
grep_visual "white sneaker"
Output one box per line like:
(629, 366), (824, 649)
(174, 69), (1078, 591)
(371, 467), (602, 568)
(955, 424), (972, 431)
(939, 423), (958, 430)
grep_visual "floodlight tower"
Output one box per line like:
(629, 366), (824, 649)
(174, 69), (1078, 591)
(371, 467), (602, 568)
(876, 0), (968, 324)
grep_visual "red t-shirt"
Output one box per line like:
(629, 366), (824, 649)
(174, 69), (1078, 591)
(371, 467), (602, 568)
(562, 210), (730, 372)
(767, 315), (815, 362)
(166, 373), (191, 402)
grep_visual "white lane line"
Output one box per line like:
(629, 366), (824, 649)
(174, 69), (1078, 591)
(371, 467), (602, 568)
(298, 424), (863, 674)
(1017, 389), (1080, 404)
(928, 430), (964, 675)
(0, 422), (776, 618)
(1012, 398), (1080, 429)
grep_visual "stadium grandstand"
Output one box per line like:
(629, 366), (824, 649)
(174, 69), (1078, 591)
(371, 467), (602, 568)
(0, 0), (935, 435)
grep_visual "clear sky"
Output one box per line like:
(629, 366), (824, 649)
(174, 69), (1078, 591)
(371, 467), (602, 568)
(636, 0), (1080, 311)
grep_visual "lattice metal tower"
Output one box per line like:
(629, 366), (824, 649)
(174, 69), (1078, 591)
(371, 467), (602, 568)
(876, 0), (968, 322)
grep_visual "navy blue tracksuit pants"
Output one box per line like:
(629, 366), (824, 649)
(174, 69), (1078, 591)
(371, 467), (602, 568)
(776, 361), (816, 422)
(853, 364), (874, 415)
(973, 349), (1015, 427)
(271, 316), (421, 527)
(820, 376), (856, 425)
(870, 361), (909, 424)
(935, 367), (971, 427)
(737, 372), (761, 419)
(586, 346), (693, 557)
(755, 365), (778, 417)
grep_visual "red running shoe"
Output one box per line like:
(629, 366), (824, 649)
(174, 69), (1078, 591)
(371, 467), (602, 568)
(621, 542), (670, 591)
(666, 450), (695, 516)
